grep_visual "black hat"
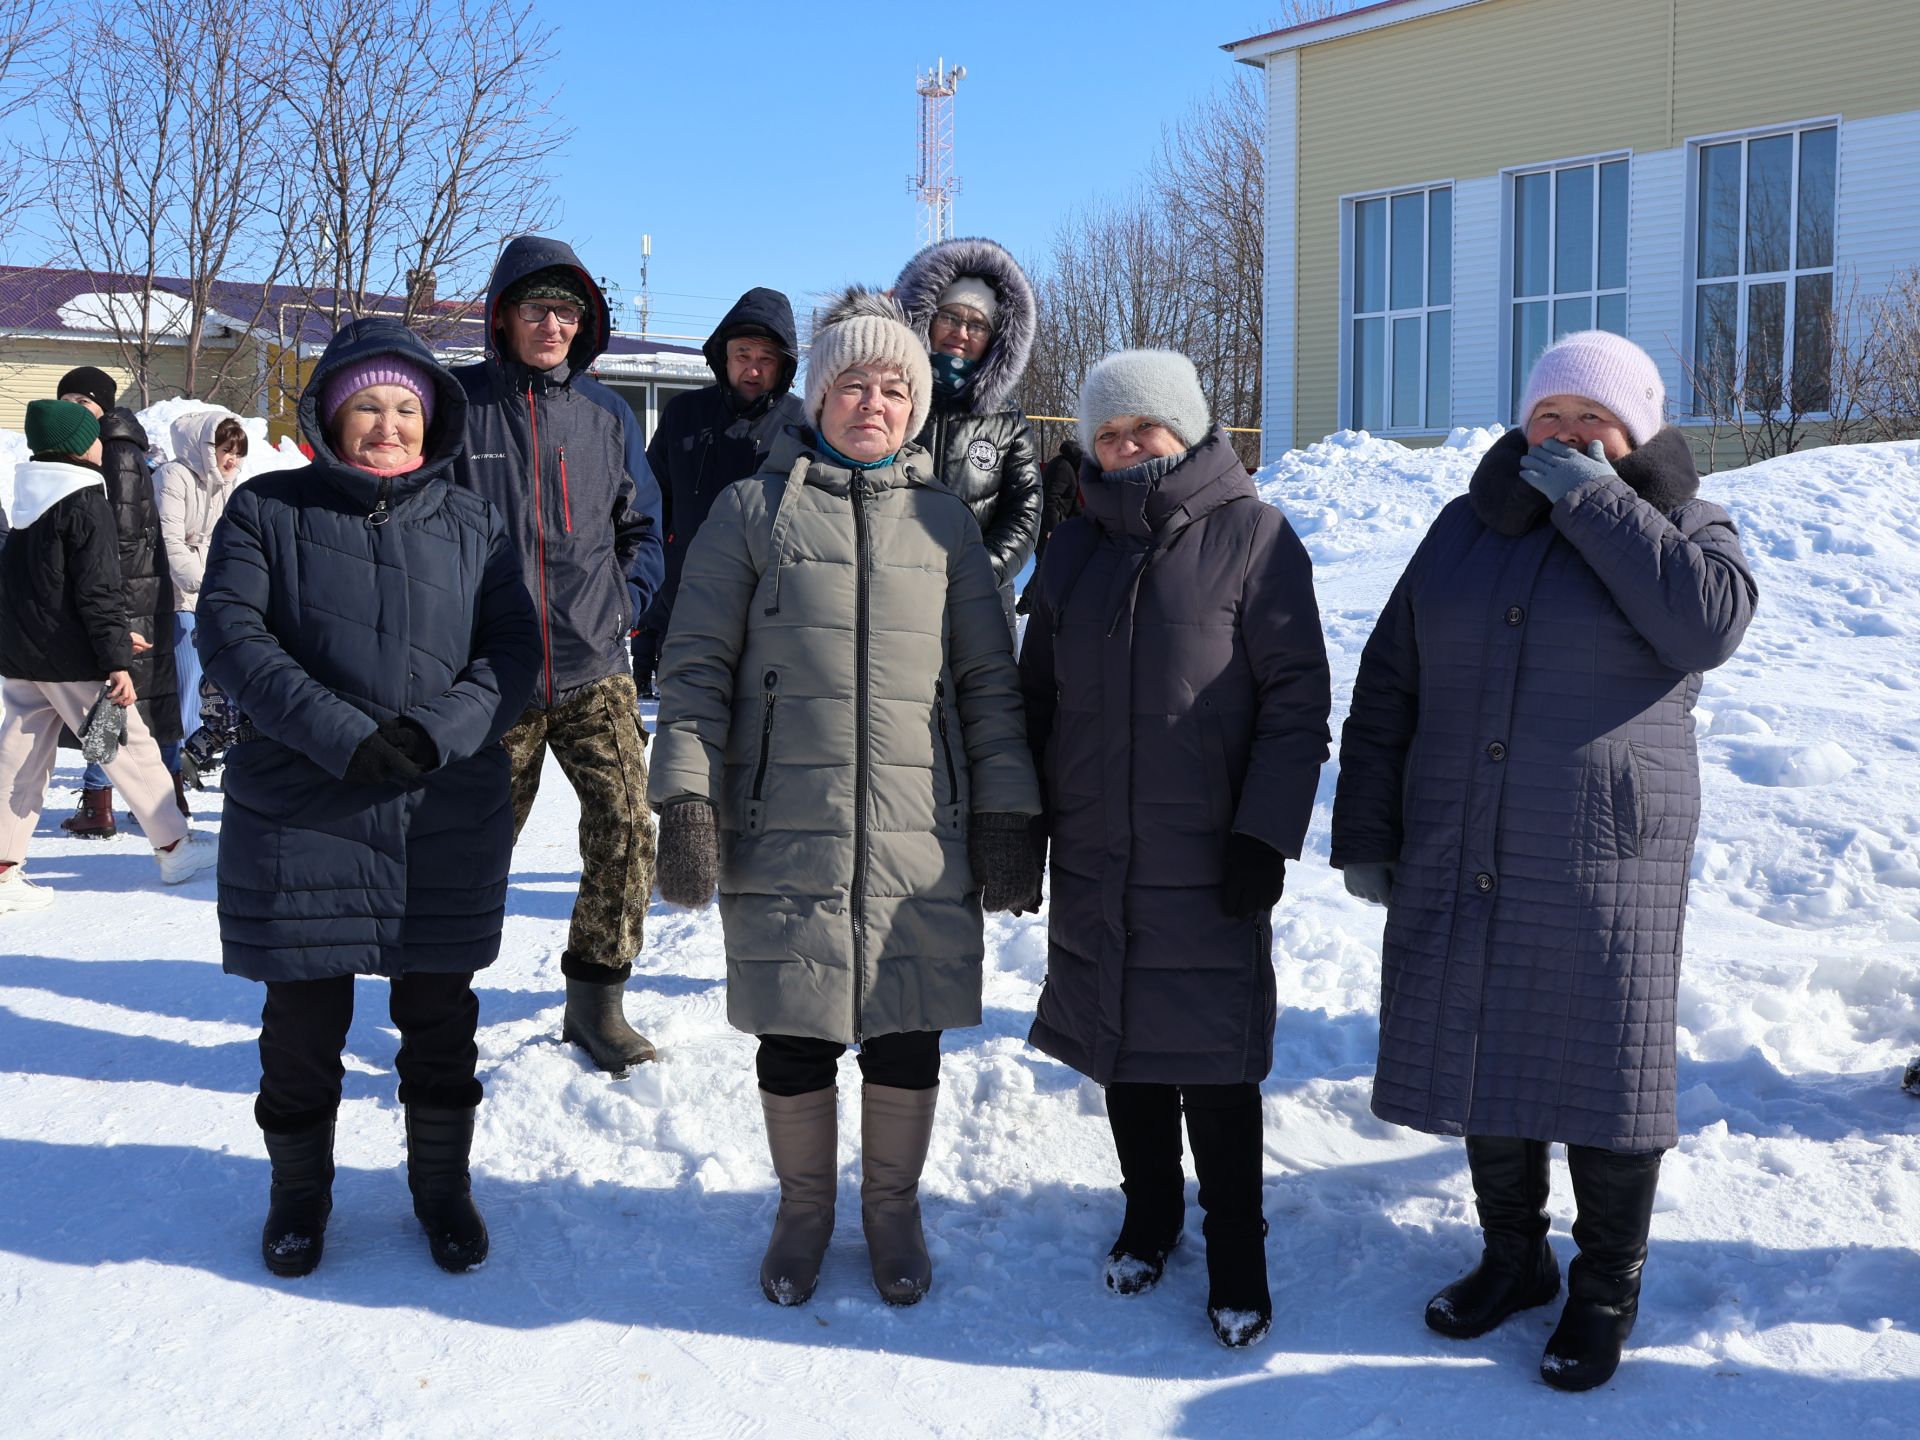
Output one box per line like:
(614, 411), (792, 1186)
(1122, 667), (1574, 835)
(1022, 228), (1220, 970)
(56, 365), (117, 414)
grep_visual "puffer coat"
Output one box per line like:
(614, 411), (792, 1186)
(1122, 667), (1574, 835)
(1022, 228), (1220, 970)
(649, 428), (1042, 1044)
(198, 319), (541, 982)
(156, 408), (243, 614)
(1330, 428), (1758, 1152)
(1020, 429), (1332, 1085)
(99, 408), (179, 744)
(894, 238), (1043, 603)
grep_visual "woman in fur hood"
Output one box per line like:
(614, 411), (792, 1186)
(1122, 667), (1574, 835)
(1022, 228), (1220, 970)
(893, 236), (1043, 634)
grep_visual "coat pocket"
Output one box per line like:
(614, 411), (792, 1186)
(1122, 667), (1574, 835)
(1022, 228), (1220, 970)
(744, 667), (779, 835)
(1609, 738), (1645, 859)
(932, 676), (964, 836)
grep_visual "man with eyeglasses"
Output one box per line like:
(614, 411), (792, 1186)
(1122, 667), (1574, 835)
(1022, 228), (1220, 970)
(451, 235), (666, 1073)
(632, 287), (804, 699)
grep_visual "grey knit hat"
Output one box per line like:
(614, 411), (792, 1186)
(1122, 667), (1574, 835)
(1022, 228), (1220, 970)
(803, 287), (933, 442)
(1077, 349), (1211, 451)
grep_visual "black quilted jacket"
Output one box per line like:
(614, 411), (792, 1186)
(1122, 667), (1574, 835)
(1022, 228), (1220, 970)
(99, 408), (180, 744)
(1331, 428), (1757, 1150)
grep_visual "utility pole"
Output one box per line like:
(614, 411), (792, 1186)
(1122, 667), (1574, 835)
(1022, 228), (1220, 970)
(909, 58), (966, 245)
(637, 233), (652, 340)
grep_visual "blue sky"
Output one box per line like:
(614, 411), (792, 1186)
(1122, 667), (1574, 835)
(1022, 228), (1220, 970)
(543, 0), (1270, 339)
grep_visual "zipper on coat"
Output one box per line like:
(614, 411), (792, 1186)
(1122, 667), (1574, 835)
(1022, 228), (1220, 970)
(367, 477), (391, 526)
(850, 477), (873, 1042)
(751, 669), (778, 801)
(933, 676), (958, 807)
(528, 382), (555, 705)
(558, 446), (573, 533)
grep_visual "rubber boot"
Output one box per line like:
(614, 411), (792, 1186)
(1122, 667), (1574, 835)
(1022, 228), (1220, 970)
(758, 1086), (838, 1306)
(59, 786), (116, 840)
(562, 972), (657, 1072)
(860, 1082), (939, 1306)
(1103, 1083), (1185, 1294)
(1426, 1135), (1560, 1339)
(405, 1105), (489, 1273)
(1185, 1086), (1271, 1347)
(261, 1117), (335, 1277)
(1541, 1146), (1663, 1392)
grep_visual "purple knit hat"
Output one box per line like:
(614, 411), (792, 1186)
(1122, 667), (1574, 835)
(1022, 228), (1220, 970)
(320, 355), (436, 428)
(1519, 330), (1665, 446)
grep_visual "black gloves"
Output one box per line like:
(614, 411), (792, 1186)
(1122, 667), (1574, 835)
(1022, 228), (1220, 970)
(1221, 832), (1286, 917)
(656, 798), (720, 908)
(1342, 861), (1396, 907)
(970, 811), (1042, 914)
(343, 717), (438, 786)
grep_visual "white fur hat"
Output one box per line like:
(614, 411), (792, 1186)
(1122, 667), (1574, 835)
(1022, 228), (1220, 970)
(803, 287), (933, 442)
(1077, 349), (1211, 451)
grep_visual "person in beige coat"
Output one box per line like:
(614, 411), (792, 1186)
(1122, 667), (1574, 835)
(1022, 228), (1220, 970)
(650, 288), (1041, 1309)
(155, 409), (247, 742)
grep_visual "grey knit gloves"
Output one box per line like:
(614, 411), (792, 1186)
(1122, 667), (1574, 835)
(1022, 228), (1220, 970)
(1342, 861), (1396, 908)
(1519, 438), (1613, 504)
(969, 811), (1042, 914)
(656, 798), (719, 907)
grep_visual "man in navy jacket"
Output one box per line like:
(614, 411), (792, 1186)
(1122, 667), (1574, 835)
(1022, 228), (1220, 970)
(452, 235), (665, 1071)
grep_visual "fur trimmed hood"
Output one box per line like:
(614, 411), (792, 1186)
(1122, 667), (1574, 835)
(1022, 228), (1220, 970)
(893, 236), (1036, 415)
(1469, 426), (1700, 536)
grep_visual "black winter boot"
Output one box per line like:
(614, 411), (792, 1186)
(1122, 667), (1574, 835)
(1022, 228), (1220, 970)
(1426, 1135), (1560, 1339)
(59, 786), (117, 839)
(1541, 1146), (1663, 1392)
(405, 1105), (489, 1273)
(1185, 1086), (1271, 1347)
(261, 1117), (335, 1277)
(1103, 1084), (1185, 1295)
(1903, 1056), (1920, 1096)
(562, 973), (657, 1072)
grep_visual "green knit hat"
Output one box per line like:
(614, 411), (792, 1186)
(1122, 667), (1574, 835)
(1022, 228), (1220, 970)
(25, 398), (101, 458)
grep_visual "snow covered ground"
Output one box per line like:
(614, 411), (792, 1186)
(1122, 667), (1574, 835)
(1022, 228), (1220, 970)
(2, 426), (1917, 1437)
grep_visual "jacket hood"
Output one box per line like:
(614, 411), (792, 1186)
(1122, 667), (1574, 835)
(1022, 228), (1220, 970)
(1081, 427), (1253, 543)
(98, 407), (150, 451)
(483, 234), (611, 373)
(893, 236), (1037, 415)
(9, 458), (105, 529)
(297, 317), (469, 511)
(702, 287), (799, 397)
(166, 409), (244, 489)
(1469, 426), (1701, 537)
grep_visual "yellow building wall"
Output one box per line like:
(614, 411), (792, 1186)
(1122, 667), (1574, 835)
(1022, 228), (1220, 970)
(1289, 0), (1920, 445)
(0, 337), (266, 434)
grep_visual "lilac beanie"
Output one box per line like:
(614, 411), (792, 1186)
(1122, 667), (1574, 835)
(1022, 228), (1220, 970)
(1519, 330), (1665, 446)
(321, 355), (436, 428)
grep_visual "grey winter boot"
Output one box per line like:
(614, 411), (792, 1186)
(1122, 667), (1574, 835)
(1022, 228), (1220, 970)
(562, 975), (657, 1072)
(261, 1117), (335, 1278)
(759, 1086), (839, 1306)
(861, 1082), (939, 1306)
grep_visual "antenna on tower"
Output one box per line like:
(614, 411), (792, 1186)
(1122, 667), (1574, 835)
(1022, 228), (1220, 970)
(909, 57), (966, 245)
(637, 234), (652, 340)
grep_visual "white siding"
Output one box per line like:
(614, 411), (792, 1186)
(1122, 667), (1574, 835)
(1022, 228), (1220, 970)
(1835, 110), (1920, 300)
(1626, 146), (1688, 418)
(1262, 51), (1299, 463)
(1449, 174), (1501, 428)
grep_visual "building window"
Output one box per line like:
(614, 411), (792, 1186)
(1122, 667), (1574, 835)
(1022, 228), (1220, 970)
(1349, 185), (1451, 432)
(1690, 124), (1837, 415)
(1510, 158), (1629, 420)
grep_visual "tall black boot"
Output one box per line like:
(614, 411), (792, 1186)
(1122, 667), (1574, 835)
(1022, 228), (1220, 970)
(261, 1117), (335, 1277)
(1184, 1085), (1270, 1347)
(1426, 1135), (1559, 1338)
(1103, 1084), (1186, 1295)
(1541, 1145), (1663, 1392)
(405, 1105), (489, 1273)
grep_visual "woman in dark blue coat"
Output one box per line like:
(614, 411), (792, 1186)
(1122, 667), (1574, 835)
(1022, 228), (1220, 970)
(199, 319), (539, 1278)
(1332, 332), (1756, 1391)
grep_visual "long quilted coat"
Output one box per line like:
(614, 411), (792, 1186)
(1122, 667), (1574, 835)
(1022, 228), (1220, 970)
(648, 428), (1042, 1044)
(198, 319), (541, 981)
(1330, 428), (1757, 1151)
(99, 408), (180, 744)
(1020, 429), (1332, 1086)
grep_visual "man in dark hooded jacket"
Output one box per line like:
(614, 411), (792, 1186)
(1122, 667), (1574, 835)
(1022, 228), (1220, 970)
(630, 287), (805, 696)
(450, 235), (665, 1072)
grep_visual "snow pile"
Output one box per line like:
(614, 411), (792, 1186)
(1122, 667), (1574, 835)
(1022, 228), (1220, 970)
(0, 431), (1916, 1435)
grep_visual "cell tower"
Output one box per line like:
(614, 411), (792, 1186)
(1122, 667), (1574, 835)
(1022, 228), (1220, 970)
(636, 234), (652, 339)
(910, 58), (966, 245)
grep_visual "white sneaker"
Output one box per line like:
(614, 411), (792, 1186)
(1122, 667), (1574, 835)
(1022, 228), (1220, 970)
(0, 865), (55, 913)
(156, 834), (215, 885)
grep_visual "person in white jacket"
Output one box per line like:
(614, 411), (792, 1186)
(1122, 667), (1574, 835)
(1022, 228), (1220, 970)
(155, 410), (247, 741)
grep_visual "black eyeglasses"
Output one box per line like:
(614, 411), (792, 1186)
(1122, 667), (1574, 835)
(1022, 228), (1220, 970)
(932, 307), (992, 339)
(515, 302), (583, 326)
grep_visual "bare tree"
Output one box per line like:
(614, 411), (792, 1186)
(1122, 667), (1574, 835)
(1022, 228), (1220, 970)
(0, 0), (52, 239)
(1266, 2), (1358, 28)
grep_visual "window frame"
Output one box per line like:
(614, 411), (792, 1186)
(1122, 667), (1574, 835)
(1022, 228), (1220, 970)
(1500, 150), (1634, 425)
(1681, 116), (1842, 421)
(1337, 179), (1455, 437)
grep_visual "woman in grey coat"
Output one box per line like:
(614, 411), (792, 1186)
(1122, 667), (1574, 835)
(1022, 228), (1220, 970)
(1021, 351), (1332, 1347)
(650, 289), (1041, 1309)
(1332, 331), (1757, 1391)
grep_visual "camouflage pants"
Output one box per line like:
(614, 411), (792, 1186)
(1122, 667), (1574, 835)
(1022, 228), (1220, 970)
(502, 672), (655, 979)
